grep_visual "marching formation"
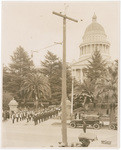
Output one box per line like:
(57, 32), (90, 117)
(10, 108), (60, 125)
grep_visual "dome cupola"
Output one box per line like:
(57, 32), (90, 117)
(92, 13), (97, 22)
(79, 13), (110, 59)
(82, 13), (107, 43)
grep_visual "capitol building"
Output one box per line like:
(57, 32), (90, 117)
(71, 13), (110, 82)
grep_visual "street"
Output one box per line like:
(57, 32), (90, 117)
(2, 118), (118, 148)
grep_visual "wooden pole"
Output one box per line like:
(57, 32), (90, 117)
(52, 11), (78, 146)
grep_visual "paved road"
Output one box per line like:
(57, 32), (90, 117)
(1, 119), (118, 148)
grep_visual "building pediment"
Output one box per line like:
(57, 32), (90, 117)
(71, 56), (91, 67)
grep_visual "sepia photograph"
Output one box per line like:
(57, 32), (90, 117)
(1, 1), (120, 148)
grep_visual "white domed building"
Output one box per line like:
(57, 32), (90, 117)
(71, 13), (110, 82)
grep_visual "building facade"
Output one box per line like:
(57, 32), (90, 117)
(71, 13), (110, 82)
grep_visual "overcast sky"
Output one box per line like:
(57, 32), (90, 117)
(2, 1), (120, 67)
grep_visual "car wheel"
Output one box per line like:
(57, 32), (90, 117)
(109, 124), (115, 130)
(70, 123), (77, 128)
(93, 123), (100, 129)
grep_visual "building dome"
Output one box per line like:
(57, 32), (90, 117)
(85, 22), (105, 35)
(9, 98), (18, 106)
(82, 13), (107, 43)
(71, 13), (110, 83)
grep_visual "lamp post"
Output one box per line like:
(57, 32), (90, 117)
(71, 77), (74, 115)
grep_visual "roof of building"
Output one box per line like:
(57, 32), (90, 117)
(85, 13), (105, 34)
(82, 13), (107, 43)
(85, 22), (105, 35)
(8, 98), (18, 106)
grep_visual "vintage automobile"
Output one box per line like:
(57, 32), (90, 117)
(109, 122), (117, 130)
(70, 115), (102, 129)
(99, 115), (110, 126)
(100, 115), (117, 130)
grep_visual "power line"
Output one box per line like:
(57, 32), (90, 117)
(31, 42), (62, 58)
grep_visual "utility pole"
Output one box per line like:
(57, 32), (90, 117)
(53, 11), (78, 146)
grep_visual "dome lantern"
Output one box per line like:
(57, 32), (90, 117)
(92, 13), (97, 22)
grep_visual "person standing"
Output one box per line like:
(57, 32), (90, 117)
(19, 112), (22, 121)
(82, 120), (87, 133)
(16, 113), (19, 122)
(75, 113), (77, 119)
(12, 113), (15, 124)
(26, 112), (29, 122)
(33, 114), (36, 125)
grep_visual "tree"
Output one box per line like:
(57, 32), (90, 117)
(3, 66), (11, 92)
(2, 91), (13, 110)
(83, 49), (107, 103)
(3, 46), (34, 103)
(97, 60), (118, 121)
(85, 49), (107, 83)
(21, 73), (51, 110)
(74, 79), (94, 111)
(74, 49), (108, 111)
(41, 51), (62, 104)
(41, 51), (72, 105)
(9, 46), (34, 74)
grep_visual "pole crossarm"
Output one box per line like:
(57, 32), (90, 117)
(53, 11), (78, 23)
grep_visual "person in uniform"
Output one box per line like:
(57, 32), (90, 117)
(82, 120), (87, 133)
(33, 113), (37, 125)
(19, 112), (22, 121)
(41, 112), (44, 122)
(16, 113), (19, 122)
(12, 113), (15, 124)
(26, 112), (29, 122)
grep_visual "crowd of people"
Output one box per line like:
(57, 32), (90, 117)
(3, 108), (60, 125)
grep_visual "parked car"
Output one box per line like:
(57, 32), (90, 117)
(100, 115), (110, 126)
(100, 115), (117, 130)
(70, 115), (102, 129)
(109, 122), (117, 130)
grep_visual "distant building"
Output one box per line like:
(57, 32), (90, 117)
(71, 13), (110, 82)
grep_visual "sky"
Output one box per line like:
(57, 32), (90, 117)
(2, 1), (120, 67)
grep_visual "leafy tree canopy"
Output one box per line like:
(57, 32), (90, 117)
(3, 46), (34, 103)
(85, 49), (107, 82)
(41, 51), (72, 104)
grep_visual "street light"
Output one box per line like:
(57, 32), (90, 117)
(71, 76), (74, 115)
